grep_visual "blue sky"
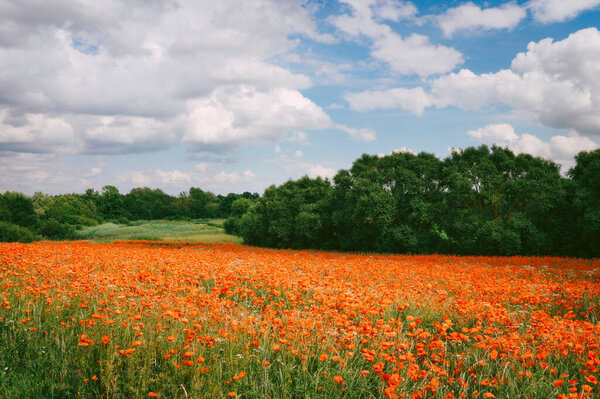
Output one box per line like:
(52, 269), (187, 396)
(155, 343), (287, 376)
(0, 0), (599, 195)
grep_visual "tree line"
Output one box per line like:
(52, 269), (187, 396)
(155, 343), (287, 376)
(225, 146), (600, 258)
(0, 186), (258, 242)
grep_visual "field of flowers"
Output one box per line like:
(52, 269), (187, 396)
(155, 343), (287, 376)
(1, 241), (600, 398)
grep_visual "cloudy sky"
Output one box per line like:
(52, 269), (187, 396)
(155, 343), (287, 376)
(1, 0), (599, 195)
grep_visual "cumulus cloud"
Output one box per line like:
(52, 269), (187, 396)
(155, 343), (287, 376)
(287, 131), (310, 144)
(467, 123), (599, 169)
(0, 111), (78, 153)
(0, 0), (364, 156)
(372, 0), (417, 22)
(156, 170), (192, 185)
(329, 0), (463, 77)
(268, 153), (337, 180)
(432, 28), (600, 134)
(335, 124), (377, 142)
(182, 86), (333, 152)
(120, 171), (153, 187)
(0, 151), (93, 193)
(347, 28), (600, 137)
(528, 0), (600, 23)
(214, 170), (256, 184)
(307, 165), (337, 179)
(345, 87), (431, 115)
(436, 2), (526, 37)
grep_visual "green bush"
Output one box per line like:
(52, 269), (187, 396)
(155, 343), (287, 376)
(40, 219), (75, 240)
(223, 217), (239, 235)
(0, 222), (37, 243)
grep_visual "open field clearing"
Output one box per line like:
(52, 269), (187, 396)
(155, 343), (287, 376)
(75, 220), (242, 244)
(1, 242), (600, 398)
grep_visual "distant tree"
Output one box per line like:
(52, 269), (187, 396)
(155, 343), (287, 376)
(224, 198), (254, 235)
(243, 176), (332, 249)
(125, 187), (175, 220)
(40, 194), (99, 226)
(0, 192), (38, 228)
(98, 185), (127, 221)
(218, 193), (242, 217)
(442, 146), (561, 255)
(569, 149), (600, 257)
(0, 221), (37, 243)
(234, 145), (581, 257)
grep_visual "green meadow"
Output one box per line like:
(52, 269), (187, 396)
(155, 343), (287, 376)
(75, 219), (242, 244)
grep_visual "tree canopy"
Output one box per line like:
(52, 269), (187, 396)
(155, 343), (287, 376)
(226, 146), (600, 258)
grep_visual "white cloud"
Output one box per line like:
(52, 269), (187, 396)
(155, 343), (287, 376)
(123, 171), (153, 187)
(330, 0), (463, 77)
(156, 169), (192, 185)
(432, 28), (600, 134)
(195, 162), (219, 172)
(550, 131), (599, 158)
(0, 111), (78, 153)
(83, 115), (177, 154)
(287, 131), (310, 144)
(436, 2), (526, 37)
(335, 124), (377, 142)
(273, 145), (282, 153)
(88, 167), (102, 176)
(528, 0), (600, 23)
(347, 28), (600, 137)
(307, 165), (337, 179)
(0, 151), (99, 194)
(315, 61), (353, 84)
(267, 154), (337, 180)
(467, 123), (598, 169)
(294, 150), (303, 158)
(467, 123), (519, 147)
(214, 170), (256, 184)
(345, 87), (431, 115)
(182, 86), (333, 151)
(0, 0), (359, 156)
(372, 0), (417, 22)
(25, 170), (49, 182)
(371, 33), (464, 77)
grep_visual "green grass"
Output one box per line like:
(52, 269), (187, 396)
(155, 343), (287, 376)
(75, 219), (242, 244)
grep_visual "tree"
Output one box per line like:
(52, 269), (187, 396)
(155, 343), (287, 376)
(125, 187), (175, 220)
(240, 176), (332, 249)
(569, 149), (600, 257)
(98, 186), (127, 221)
(0, 192), (38, 228)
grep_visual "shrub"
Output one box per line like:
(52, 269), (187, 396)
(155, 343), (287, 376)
(0, 222), (37, 243)
(40, 219), (75, 240)
(223, 217), (239, 235)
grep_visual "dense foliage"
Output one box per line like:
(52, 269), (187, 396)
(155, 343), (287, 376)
(2, 145), (598, 256)
(228, 146), (600, 257)
(0, 187), (258, 242)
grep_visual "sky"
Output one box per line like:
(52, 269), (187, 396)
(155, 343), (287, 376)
(1, 0), (599, 195)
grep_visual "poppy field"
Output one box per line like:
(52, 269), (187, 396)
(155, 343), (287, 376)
(1, 241), (600, 398)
